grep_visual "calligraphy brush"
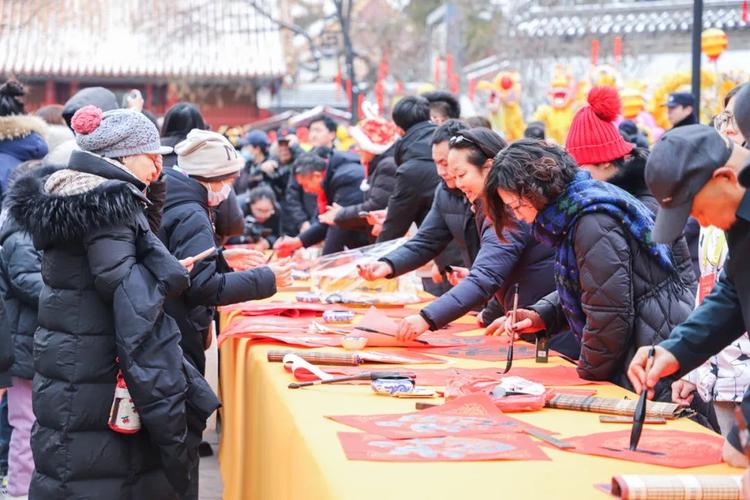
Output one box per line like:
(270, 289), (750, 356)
(502, 283), (520, 374)
(629, 340), (656, 451)
(353, 325), (429, 345)
(265, 249), (276, 264)
(288, 371), (414, 389)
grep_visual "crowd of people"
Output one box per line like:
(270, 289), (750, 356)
(0, 81), (296, 499)
(0, 68), (748, 498)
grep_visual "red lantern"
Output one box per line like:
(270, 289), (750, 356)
(335, 71), (342, 99)
(701, 28), (728, 62)
(591, 39), (600, 66)
(614, 36), (622, 65)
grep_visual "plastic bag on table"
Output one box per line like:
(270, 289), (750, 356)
(310, 239), (424, 306)
(444, 376), (547, 413)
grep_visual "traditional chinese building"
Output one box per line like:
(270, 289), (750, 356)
(0, 0), (286, 127)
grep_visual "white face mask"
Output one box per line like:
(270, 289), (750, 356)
(206, 183), (232, 207)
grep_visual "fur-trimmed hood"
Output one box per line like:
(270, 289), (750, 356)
(0, 115), (48, 142)
(5, 156), (148, 248)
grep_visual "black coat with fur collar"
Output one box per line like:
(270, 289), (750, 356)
(6, 151), (220, 499)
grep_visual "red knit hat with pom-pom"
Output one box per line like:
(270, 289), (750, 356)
(565, 86), (633, 165)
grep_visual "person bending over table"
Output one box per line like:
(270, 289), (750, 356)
(358, 119), (479, 293)
(274, 150), (370, 256)
(485, 139), (695, 399)
(360, 129), (571, 356)
(628, 125), (750, 467)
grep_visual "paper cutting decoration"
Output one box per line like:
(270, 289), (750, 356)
(217, 315), (341, 347)
(564, 429), (724, 468)
(328, 394), (546, 439)
(353, 307), (465, 347)
(338, 432), (550, 462)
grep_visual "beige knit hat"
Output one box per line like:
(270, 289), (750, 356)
(175, 129), (244, 179)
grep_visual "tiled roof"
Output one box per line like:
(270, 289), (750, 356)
(511, 1), (749, 38)
(0, 0), (285, 80)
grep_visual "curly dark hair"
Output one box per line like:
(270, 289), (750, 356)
(484, 139), (578, 239)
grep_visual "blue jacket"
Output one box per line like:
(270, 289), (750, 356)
(419, 204), (557, 330)
(0, 115), (48, 197)
(298, 151), (370, 254)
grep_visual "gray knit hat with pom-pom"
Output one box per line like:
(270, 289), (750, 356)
(71, 105), (171, 158)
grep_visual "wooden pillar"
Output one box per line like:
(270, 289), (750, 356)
(69, 80), (79, 96)
(44, 80), (55, 105)
(145, 83), (153, 112)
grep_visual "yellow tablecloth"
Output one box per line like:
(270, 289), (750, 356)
(218, 294), (737, 500)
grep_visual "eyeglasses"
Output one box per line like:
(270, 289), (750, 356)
(715, 110), (738, 132)
(506, 198), (525, 211)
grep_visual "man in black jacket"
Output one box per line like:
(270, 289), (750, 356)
(274, 151), (370, 256)
(377, 96), (438, 242)
(629, 125), (750, 466)
(377, 96), (462, 292)
(359, 119), (477, 281)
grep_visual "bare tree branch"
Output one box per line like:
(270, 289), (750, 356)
(244, 0), (321, 74)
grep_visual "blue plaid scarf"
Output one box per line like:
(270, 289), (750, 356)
(532, 170), (677, 338)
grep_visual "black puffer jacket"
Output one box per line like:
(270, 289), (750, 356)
(159, 167), (277, 374)
(418, 206), (556, 330)
(381, 183), (479, 275)
(297, 151), (370, 254)
(530, 211), (696, 396)
(162, 135), (244, 241)
(0, 216), (43, 380)
(377, 121), (462, 270)
(0, 296), (11, 388)
(377, 121), (439, 241)
(335, 146), (398, 231)
(7, 151), (220, 499)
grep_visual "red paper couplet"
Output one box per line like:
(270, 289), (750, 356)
(563, 429), (724, 469)
(337, 432), (550, 462)
(328, 394), (548, 439)
(218, 315), (341, 347)
(220, 301), (332, 317)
